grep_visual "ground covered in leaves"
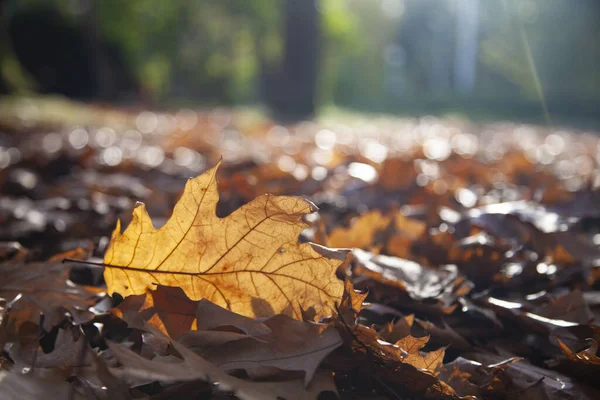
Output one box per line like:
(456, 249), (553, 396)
(1, 97), (600, 399)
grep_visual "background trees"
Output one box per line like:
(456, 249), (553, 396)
(0, 0), (598, 125)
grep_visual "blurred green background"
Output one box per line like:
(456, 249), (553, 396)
(0, 0), (599, 126)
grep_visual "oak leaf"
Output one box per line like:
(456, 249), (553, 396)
(108, 324), (337, 399)
(194, 297), (270, 335)
(395, 334), (445, 375)
(103, 162), (346, 319)
(9, 326), (93, 371)
(197, 312), (342, 385)
(110, 285), (200, 339)
(0, 250), (100, 331)
(0, 371), (89, 400)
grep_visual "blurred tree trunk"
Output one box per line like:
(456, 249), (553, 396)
(262, 0), (320, 122)
(0, 0), (9, 94)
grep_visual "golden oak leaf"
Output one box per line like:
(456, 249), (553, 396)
(103, 162), (346, 319)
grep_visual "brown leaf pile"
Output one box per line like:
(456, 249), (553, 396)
(1, 103), (600, 399)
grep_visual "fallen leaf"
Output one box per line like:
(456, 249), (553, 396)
(379, 314), (414, 343)
(179, 329), (252, 348)
(9, 326), (93, 371)
(327, 210), (391, 250)
(340, 278), (369, 314)
(110, 285), (199, 339)
(0, 256), (100, 331)
(556, 338), (600, 366)
(198, 313), (342, 385)
(350, 324), (405, 363)
(194, 298), (271, 335)
(0, 370), (88, 400)
(104, 161), (346, 319)
(437, 357), (485, 398)
(416, 319), (472, 351)
(351, 249), (469, 302)
(392, 211), (427, 238)
(468, 352), (600, 400)
(396, 335), (446, 375)
(378, 158), (417, 190)
(108, 324), (337, 399)
(534, 290), (594, 326)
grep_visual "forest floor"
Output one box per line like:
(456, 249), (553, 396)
(1, 96), (599, 399)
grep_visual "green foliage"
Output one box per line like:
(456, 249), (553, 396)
(4, 0), (600, 123)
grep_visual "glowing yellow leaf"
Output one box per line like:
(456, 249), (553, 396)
(103, 161), (346, 319)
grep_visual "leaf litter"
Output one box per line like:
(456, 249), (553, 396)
(1, 105), (600, 398)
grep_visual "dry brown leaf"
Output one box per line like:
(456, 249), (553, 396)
(395, 335), (446, 375)
(0, 370), (88, 400)
(198, 313), (342, 385)
(352, 249), (467, 301)
(466, 352), (600, 400)
(556, 338), (600, 365)
(170, 300), (340, 384)
(386, 235), (414, 259)
(379, 314), (414, 343)
(378, 158), (417, 190)
(385, 212), (427, 258)
(110, 285), (199, 339)
(534, 290), (594, 326)
(340, 279), (368, 314)
(103, 161), (346, 319)
(0, 255), (100, 331)
(350, 324), (405, 362)
(179, 330), (252, 348)
(327, 210), (391, 250)
(416, 319), (472, 351)
(108, 325), (337, 399)
(194, 298), (271, 335)
(9, 326), (93, 371)
(394, 212), (427, 239)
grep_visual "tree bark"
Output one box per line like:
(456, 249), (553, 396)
(263, 0), (320, 122)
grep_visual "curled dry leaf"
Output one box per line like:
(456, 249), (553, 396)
(198, 313), (342, 385)
(108, 325), (337, 399)
(0, 252), (100, 331)
(556, 337), (600, 366)
(148, 300), (341, 384)
(340, 278), (369, 314)
(103, 161), (346, 319)
(110, 285), (200, 339)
